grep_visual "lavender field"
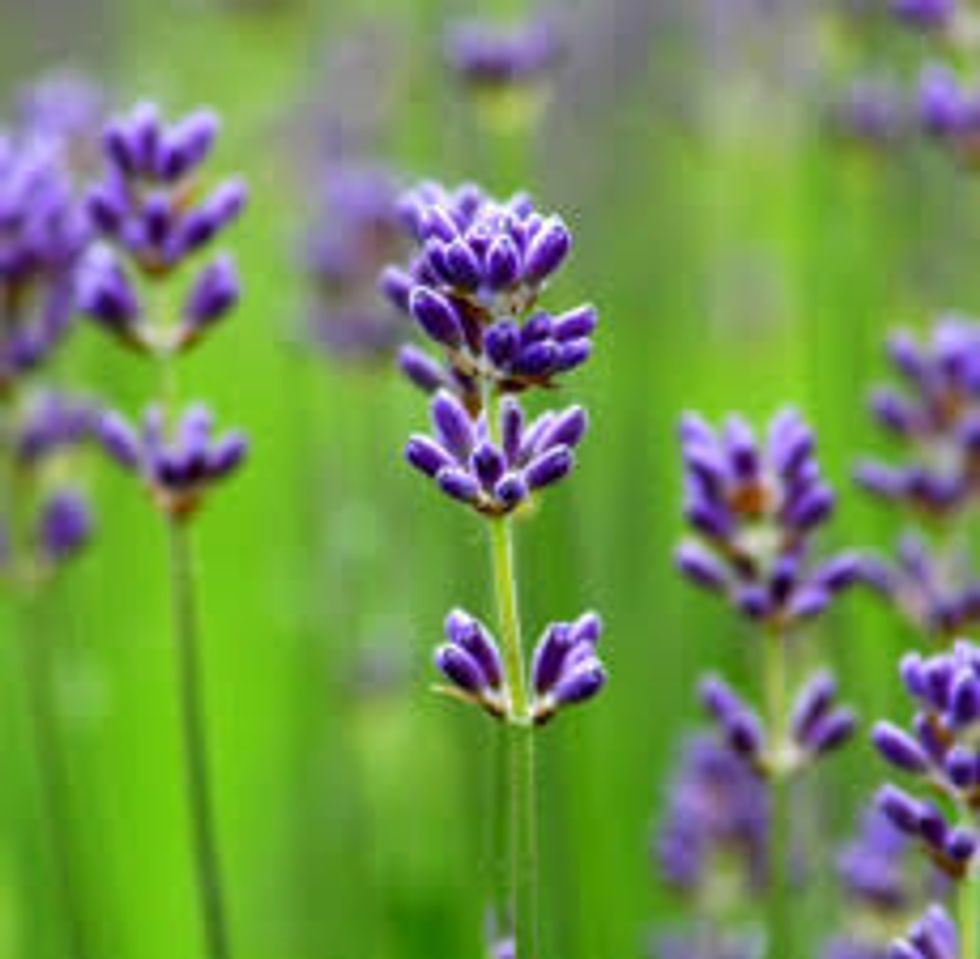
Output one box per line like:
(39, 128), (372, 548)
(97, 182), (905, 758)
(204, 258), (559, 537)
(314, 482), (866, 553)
(1, 1), (978, 958)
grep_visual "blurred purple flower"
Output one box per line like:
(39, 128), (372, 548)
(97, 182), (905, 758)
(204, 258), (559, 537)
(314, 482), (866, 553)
(888, 905), (957, 959)
(444, 15), (563, 89)
(96, 403), (247, 520)
(676, 408), (859, 630)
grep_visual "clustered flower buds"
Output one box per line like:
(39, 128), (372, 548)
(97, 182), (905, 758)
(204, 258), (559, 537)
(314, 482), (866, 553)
(887, 905), (958, 959)
(79, 102), (246, 356)
(857, 319), (980, 517)
(405, 390), (586, 516)
(383, 181), (595, 412)
(304, 164), (409, 361)
(443, 16), (563, 90)
(676, 409), (860, 629)
(1, 392), (96, 583)
(656, 735), (769, 896)
(874, 642), (980, 879)
(862, 533), (980, 639)
(97, 404), (247, 520)
(0, 134), (90, 395)
(700, 672), (856, 777)
(433, 608), (606, 725)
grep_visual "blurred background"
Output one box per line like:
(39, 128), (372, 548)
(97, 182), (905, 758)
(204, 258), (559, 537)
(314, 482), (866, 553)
(0, 0), (966, 956)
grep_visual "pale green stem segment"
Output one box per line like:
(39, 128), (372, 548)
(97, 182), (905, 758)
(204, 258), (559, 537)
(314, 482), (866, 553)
(958, 841), (979, 959)
(764, 629), (791, 959)
(166, 516), (233, 959)
(485, 391), (540, 959)
(158, 351), (233, 959)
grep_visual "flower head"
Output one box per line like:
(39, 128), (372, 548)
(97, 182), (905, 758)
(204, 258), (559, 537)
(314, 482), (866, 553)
(405, 390), (586, 516)
(433, 608), (606, 724)
(384, 181), (594, 410)
(892, 0), (956, 31)
(305, 164), (408, 361)
(0, 134), (90, 394)
(444, 16), (562, 90)
(700, 672), (856, 776)
(656, 735), (769, 897)
(81, 102), (247, 356)
(96, 403), (247, 519)
(676, 409), (859, 630)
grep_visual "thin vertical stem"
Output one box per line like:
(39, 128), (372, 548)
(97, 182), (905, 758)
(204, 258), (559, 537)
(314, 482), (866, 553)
(958, 851), (978, 959)
(17, 593), (89, 959)
(764, 629), (791, 959)
(487, 514), (539, 959)
(166, 517), (232, 959)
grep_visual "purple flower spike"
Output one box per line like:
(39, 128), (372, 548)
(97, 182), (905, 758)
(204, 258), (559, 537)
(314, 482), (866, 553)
(530, 613), (606, 724)
(444, 15), (563, 90)
(677, 407), (855, 630)
(87, 100), (247, 289)
(96, 405), (247, 520)
(384, 180), (594, 407)
(655, 735), (768, 896)
(405, 391), (585, 516)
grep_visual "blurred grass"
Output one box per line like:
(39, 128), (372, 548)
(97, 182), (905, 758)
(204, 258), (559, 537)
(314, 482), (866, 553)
(0, 0), (964, 957)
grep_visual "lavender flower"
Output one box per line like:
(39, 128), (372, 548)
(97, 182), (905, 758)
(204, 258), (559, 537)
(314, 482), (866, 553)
(433, 608), (606, 724)
(873, 641), (980, 879)
(304, 164), (408, 361)
(15, 392), (95, 465)
(15, 70), (107, 174)
(444, 16), (563, 90)
(385, 182), (595, 409)
(856, 318), (980, 517)
(80, 102), (247, 355)
(405, 390), (586, 516)
(700, 672), (856, 775)
(676, 409), (859, 629)
(0, 134), (90, 393)
(838, 805), (917, 914)
(97, 404), (247, 519)
(656, 735), (769, 896)
(887, 905), (957, 959)
(892, 0), (956, 31)
(831, 81), (909, 149)
(916, 68), (980, 169)
(861, 533), (980, 639)
(38, 489), (92, 564)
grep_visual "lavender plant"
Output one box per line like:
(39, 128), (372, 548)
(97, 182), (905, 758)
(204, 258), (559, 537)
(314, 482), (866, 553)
(79, 101), (248, 959)
(389, 181), (606, 957)
(675, 410), (860, 957)
(857, 319), (980, 640)
(0, 122), (95, 959)
(871, 640), (980, 958)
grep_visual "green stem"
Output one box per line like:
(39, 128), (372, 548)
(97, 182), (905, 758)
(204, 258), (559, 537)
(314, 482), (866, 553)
(166, 518), (233, 959)
(487, 514), (539, 959)
(764, 630), (791, 959)
(959, 855), (979, 959)
(17, 593), (89, 959)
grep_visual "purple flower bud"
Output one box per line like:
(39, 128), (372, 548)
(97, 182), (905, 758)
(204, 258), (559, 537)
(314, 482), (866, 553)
(431, 390), (475, 460)
(486, 320), (520, 367)
(206, 433), (248, 478)
(495, 473), (527, 508)
(399, 345), (446, 393)
(873, 722), (931, 774)
(406, 435), (454, 478)
(445, 610), (504, 689)
(532, 624), (573, 694)
(523, 215), (571, 283)
(551, 659), (606, 706)
(537, 406), (588, 451)
(675, 542), (728, 592)
(183, 255), (239, 331)
(437, 466), (480, 504)
(39, 490), (92, 561)
(876, 784), (922, 834)
(443, 238), (483, 290)
(472, 442), (506, 488)
(791, 671), (836, 743)
(553, 304), (597, 341)
(410, 287), (464, 348)
(524, 446), (573, 490)
(807, 709), (856, 755)
(380, 266), (414, 313)
(79, 251), (140, 332)
(485, 235), (521, 290)
(434, 644), (488, 694)
(98, 411), (141, 469)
